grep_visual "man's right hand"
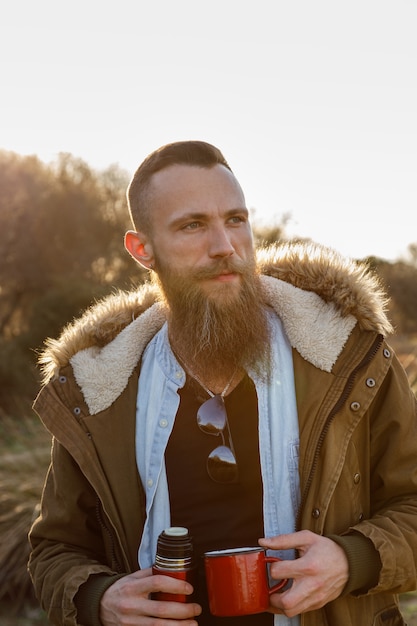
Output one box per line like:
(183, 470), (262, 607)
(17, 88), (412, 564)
(99, 568), (202, 625)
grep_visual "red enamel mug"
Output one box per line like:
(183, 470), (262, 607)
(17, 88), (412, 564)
(204, 547), (288, 617)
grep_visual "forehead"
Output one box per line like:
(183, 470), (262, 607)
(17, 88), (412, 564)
(147, 164), (246, 215)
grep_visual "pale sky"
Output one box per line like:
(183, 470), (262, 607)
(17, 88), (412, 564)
(1, 0), (416, 261)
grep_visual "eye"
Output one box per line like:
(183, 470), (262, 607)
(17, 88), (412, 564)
(228, 214), (247, 225)
(183, 221), (201, 230)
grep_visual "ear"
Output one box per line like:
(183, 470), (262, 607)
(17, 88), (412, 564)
(124, 230), (155, 270)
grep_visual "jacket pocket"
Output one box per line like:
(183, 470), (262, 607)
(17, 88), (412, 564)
(372, 605), (407, 625)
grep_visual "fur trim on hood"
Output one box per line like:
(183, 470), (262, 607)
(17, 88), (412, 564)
(38, 242), (392, 389)
(256, 242), (392, 334)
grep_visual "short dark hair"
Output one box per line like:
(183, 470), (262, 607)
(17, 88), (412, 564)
(127, 140), (232, 233)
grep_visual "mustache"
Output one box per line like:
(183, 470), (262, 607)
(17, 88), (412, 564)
(190, 258), (254, 280)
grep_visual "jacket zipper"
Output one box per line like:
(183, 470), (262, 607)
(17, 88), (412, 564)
(95, 497), (124, 574)
(296, 334), (384, 531)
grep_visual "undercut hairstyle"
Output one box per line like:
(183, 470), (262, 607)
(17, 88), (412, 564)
(127, 140), (232, 234)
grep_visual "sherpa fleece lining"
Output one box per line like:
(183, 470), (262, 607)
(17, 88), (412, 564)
(70, 276), (356, 415)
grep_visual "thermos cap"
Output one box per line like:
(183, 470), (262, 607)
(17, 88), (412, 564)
(164, 526), (188, 537)
(156, 526), (194, 562)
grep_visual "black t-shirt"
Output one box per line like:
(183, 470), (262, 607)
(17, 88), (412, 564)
(165, 374), (273, 625)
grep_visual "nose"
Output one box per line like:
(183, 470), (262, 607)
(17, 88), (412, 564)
(207, 225), (235, 259)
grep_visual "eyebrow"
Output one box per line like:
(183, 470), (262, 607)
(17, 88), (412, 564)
(168, 207), (249, 229)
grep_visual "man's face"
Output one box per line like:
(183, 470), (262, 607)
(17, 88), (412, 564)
(126, 162), (270, 378)
(146, 164), (255, 302)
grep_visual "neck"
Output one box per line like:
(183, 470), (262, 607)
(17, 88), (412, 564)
(170, 342), (244, 397)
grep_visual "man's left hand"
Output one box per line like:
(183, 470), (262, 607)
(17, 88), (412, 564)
(259, 530), (349, 617)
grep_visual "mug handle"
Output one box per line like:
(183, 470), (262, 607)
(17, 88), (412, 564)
(265, 556), (288, 593)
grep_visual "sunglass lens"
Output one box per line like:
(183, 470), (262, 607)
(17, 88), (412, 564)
(197, 395), (227, 434)
(207, 445), (238, 483)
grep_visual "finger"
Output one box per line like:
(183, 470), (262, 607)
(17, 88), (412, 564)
(101, 579), (201, 624)
(106, 571), (196, 605)
(259, 530), (314, 552)
(267, 542), (349, 617)
(137, 573), (195, 597)
(267, 559), (301, 582)
(269, 589), (316, 617)
(143, 596), (202, 621)
(267, 538), (341, 581)
(269, 574), (332, 618)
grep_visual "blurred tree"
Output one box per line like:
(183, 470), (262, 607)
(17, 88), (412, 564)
(0, 152), (50, 337)
(366, 256), (417, 335)
(252, 212), (292, 247)
(406, 242), (417, 267)
(0, 151), (144, 412)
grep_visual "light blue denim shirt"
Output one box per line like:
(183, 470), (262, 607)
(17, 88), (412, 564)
(136, 309), (300, 626)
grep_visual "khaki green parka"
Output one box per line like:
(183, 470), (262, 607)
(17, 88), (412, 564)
(29, 243), (417, 626)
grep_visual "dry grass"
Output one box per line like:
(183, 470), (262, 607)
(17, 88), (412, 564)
(0, 413), (51, 621)
(1, 335), (416, 625)
(401, 592), (417, 625)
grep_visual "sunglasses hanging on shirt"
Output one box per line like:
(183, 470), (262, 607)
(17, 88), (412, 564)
(174, 349), (239, 484)
(197, 393), (239, 484)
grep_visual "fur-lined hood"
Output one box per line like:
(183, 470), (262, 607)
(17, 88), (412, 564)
(39, 242), (392, 389)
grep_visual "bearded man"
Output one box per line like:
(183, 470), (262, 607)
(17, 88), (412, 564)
(29, 141), (417, 626)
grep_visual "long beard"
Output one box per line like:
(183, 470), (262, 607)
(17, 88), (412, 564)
(152, 257), (271, 382)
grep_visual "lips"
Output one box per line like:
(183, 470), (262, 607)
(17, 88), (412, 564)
(212, 272), (238, 282)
